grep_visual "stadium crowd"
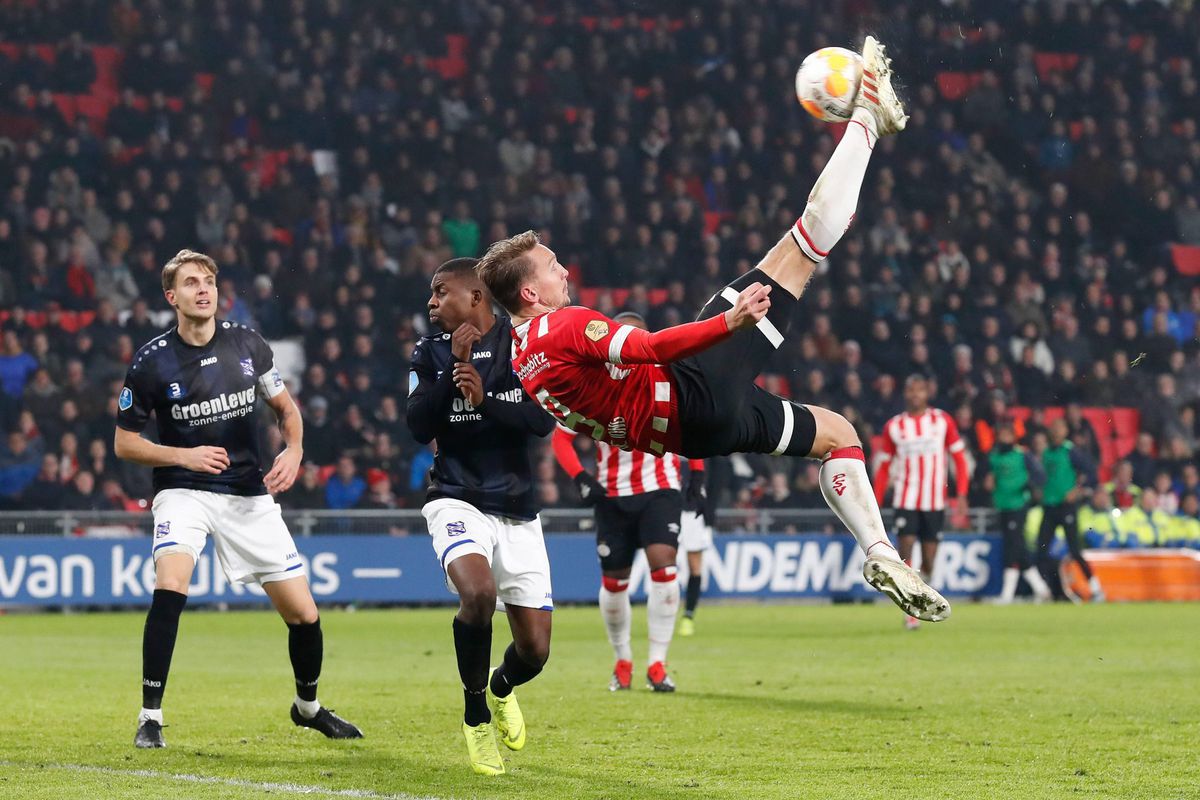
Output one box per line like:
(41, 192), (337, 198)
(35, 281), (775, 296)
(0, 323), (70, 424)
(0, 0), (1197, 544)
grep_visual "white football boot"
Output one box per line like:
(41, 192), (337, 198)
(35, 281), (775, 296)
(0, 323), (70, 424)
(855, 36), (908, 135)
(863, 555), (951, 622)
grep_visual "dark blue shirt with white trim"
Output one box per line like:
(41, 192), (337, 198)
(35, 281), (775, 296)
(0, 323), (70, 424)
(117, 321), (285, 497)
(406, 316), (555, 521)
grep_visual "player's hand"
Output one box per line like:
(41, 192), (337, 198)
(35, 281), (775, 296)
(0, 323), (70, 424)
(451, 323), (482, 362)
(178, 446), (230, 474)
(951, 496), (970, 530)
(264, 447), (302, 494)
(453, 362), (485, 407)
(724, 282), (772, 330)
(574, 472), (606, 506)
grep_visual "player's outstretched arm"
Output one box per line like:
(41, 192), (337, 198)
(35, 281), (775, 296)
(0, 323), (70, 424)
(113, 427), (230, 474)
(263, 388), (303, 494)
(597, 283), (772, 366)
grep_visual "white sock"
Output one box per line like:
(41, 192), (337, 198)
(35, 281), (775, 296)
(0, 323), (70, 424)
(819, 447), (900, 562)
(599, 578), (633, 662)
(792, 107), (877, 262)
(646, 567), (679, 665)
(1024, 567), (1052, 600)
(1088, 576), (1103, 595)
(139, 707), (163, 724)
(1000, 568), (1019, 603)
(294, 696), (321, 719)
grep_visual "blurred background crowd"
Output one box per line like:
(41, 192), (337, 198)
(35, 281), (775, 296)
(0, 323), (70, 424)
(0, 0), (1197, 541)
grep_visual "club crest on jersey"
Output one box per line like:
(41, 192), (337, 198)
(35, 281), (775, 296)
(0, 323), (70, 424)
(155, 521), (170, 539)
(446, 521), (467, 537)
(118, 387), (133, 411)
(584, 320), (609, 341)
(240, 358), (255, 376)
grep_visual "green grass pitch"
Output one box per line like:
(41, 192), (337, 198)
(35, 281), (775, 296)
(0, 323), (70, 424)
(2, 602), (1198, 800)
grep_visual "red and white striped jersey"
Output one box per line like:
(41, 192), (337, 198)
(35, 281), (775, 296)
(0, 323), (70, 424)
(593, 438), (683, 497)
(553, 426), (700, 497)
(877, 408), (965, 511)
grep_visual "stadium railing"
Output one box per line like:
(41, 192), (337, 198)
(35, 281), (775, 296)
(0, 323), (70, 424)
(0, 508), (999, 537)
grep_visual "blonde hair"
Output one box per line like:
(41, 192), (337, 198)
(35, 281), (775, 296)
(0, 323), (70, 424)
(475, 230), (540, 313)
(162, 249), (219, 292)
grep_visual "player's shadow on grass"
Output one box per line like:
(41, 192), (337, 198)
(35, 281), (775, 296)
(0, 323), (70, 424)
(684, 690), (908, 718)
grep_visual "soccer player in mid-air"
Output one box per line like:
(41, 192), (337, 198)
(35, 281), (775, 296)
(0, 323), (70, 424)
(551, 311), (706, 692)
(407, 258), (556, 776)
(116, 250), (362, 748)
(478, 37), (951, 622)
(872, 374), (970, 629)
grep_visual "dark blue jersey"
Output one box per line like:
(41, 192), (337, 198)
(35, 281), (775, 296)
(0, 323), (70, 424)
(406, 316), (554, 520)
(117, 321), (286, 497)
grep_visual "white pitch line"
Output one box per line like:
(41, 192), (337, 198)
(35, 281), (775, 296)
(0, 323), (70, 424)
(351, 568), (403, 579)
(0, 761), (445, 800)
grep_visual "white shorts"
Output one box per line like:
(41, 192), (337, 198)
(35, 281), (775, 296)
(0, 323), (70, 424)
(678, 511), (714, 553)
(151, 488), (305, 585)
(423, 498), (553, 610)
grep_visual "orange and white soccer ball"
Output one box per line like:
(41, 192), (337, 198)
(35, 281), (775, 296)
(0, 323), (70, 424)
(795, 47), (863, 122)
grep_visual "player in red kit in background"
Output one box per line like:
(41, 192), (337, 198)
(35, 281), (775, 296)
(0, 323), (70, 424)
(552, 311), (705, 693)
(873, 375), (970, 630)
(479, 37), (951, 624)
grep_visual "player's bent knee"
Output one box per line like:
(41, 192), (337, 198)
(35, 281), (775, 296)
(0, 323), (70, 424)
(807, 406), (860, 456)
(519, 639), (550, 668)
(457, 588), (497, 624)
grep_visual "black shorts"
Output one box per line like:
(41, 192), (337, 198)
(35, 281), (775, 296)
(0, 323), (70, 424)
(893, 509), (945, 543)
(594, 489), (682, 572)
(671, 269), (817, 459)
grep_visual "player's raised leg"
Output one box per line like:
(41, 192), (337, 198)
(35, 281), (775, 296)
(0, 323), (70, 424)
(136, 552), (194, 748)
(264, 576), (363, 739)
(753, 35), (908, 302)
(446, 554), (505, 776)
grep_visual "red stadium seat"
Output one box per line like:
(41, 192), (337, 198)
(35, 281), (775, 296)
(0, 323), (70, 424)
(318, 465), (336, 484)
(52, 94), (77, 124)
(1110, 409), (1140, 440)
(935, 72), (982, 101)
(1034, 52), (1080, 80)
(1170, 244), (1200, 276)
(34, 44), (56, 65)
(75, 94), (111, 135)
(89, 45), (122, 100)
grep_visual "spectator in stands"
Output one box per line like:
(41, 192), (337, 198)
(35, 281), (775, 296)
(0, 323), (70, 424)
(0, 430), (41, 506)
(62, 469), (105, 510)
(0, 330), (39, 400)
(1126, 433), (1160, 489)
(288, 463), (327, 510)
(325, 455), (365, 510)
(23, 452), (64, 510)
(1105, 461), (1141, 510)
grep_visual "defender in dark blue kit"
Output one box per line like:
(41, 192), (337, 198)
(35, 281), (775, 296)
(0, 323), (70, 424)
(115, 250), (361, 748)
(407, 258), (555, 776)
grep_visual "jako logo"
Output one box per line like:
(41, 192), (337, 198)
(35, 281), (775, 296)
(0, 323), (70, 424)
(200, 356), (218, 366)
(831, 473), (847, 496)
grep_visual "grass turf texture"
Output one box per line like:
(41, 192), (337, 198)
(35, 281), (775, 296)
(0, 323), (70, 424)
(1, 603), (1198, 800)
